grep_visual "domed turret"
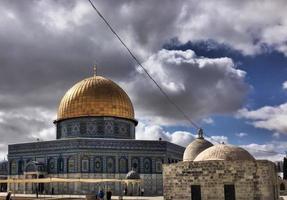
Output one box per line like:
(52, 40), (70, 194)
(194, 144), (255, 161)
(183, 129), (213, 161)
(126, 169), (140, 179)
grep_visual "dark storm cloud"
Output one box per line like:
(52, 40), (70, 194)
(1, 0), (287, 111)
(0, 0), (187, 110)
(0, 0), (189, 155)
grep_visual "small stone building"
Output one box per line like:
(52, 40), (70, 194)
(163, 132), (279, 200)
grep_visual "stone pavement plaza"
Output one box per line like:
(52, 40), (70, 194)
(0, 193), (164, 200)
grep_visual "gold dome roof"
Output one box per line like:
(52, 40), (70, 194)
(57, 76), (135, 121)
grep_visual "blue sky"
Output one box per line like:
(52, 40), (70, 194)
(161, 40), (287, 156)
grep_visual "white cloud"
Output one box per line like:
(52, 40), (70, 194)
(241, 142), (286, 162)
(283, 81), (287, 90)
(136, 122), (196, 147)
(178, 1), (287, 56)
(201, 117), (214, 125)
(136, 122), (229, 147)
(210, 136), (229, 144)
(236, 132), (248, 138)
(237, 103), (287, 134)
(273, 132), (280, 139)
(126, 49), (248, 125)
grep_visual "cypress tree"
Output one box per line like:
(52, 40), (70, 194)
(283, 157), (287, 179)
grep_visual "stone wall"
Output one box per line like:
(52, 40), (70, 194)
(163, 160), (278, 200)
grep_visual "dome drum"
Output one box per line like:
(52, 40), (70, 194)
(55, 116), (135, 139)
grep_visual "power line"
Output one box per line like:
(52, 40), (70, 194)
(87, 0), (200, 129)
(86, 0), (286, 158)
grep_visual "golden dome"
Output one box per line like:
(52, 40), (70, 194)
(57, 76), (135, 121)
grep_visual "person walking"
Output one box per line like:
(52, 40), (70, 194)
(98, 189), (105, 200)
(106, 189), (112, 200)
(6, 191), (12, 200)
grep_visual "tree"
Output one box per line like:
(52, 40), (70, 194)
(283, 157), (287, 180)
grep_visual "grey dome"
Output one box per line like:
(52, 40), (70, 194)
(126, 170), (140, 179)
(194, 144), (255, 162)
(183, 137), (213, 161)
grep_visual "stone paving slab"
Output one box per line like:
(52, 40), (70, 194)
(0, 193), (163, 200)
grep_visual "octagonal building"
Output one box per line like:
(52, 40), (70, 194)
(7, 75), (184, 195)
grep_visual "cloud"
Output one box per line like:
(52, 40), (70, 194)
(241, 142), (286, 162)
(136, 122), (229, 147)
(237, 103), (287, 134)
(236, 132), (248, 138)
(283, 81), (287, 90)
(136, 122), (196, 147)
(210, 136), (229, 144)
(0, 0), (284, 114)
(0, 107), (55, 157)
(273, 132), (280, 139)
(136, 121), (284, 162)
(201, 117), (214, 125)
(126, 49), (248, 125)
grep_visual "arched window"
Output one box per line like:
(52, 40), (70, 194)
(67, 156), (76, 173)
(10, 160), (17, 175)
(57, 157), (64, 173)
(155, 159), (163, 173)
(119, 157), (128, 173)
(280, 183), (285, 190)
(131, 157), (140, 173)
(25, 162), (36, 173)
(106, 157), (115, 173)
(47, 158), (56, 174)
(143, 158), (152, 173)
(94, 157), (103, 173)
(81, 156), (90, 173)
(18, 160), (24, 175)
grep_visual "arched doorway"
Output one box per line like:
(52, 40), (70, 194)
(280, 183), (285, 191)
(24, 161), (46, 194)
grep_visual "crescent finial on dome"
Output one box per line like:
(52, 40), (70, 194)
(93, 64), (97, 77)
(197, 128), (204, 139)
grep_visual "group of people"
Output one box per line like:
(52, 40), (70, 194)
(5, 187), (145, 199)
(95, 189), (112, 200)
